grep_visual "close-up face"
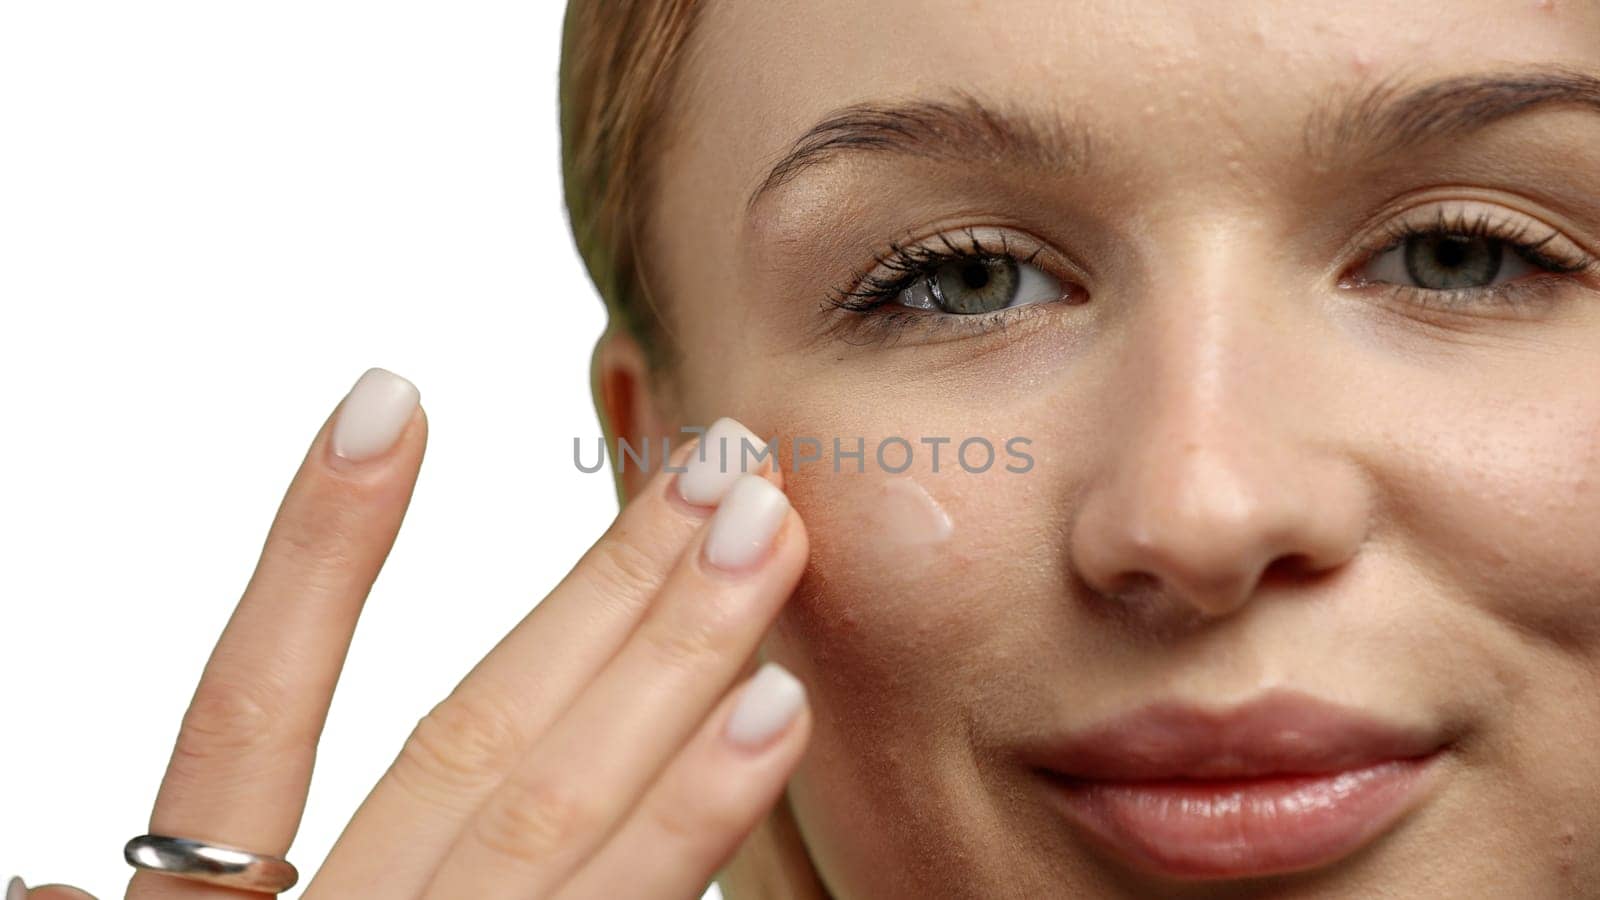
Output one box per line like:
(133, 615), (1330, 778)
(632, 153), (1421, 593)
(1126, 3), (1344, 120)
(609, 0), (1600, 896)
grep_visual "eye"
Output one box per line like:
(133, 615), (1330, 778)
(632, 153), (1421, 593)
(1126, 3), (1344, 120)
(818, 228), (1083, 349)
(1361, 231), (1539, 291)
(1345, 205), (1596, 311)
(896, 255), (1063, 315)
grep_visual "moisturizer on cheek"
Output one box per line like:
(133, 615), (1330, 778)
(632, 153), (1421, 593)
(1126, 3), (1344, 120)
(872, 476), (953, 546)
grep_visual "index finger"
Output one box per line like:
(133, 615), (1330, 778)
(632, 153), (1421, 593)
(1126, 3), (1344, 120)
(307, 415), (782, 893)
(128, 367), (424, 899)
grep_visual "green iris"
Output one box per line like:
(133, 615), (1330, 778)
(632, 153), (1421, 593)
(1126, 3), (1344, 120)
(1404, 234), (1503, 290)
(931, 257), (1020, 314)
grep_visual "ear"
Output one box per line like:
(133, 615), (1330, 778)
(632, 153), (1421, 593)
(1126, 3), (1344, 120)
(591, 325), (675, 505)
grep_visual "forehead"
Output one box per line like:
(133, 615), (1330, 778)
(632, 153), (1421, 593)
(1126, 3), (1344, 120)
(667, 0), (1599, 222)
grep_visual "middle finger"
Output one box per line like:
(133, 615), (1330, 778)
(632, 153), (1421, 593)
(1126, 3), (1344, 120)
(424, 472), (807, 898)
(307, 417), (777, 892)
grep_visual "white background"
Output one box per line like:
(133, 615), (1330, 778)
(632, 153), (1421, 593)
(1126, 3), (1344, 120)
(0, 3), (725, 897)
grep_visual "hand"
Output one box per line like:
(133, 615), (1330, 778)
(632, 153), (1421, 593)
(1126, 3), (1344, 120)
(24, 369), (814, 899)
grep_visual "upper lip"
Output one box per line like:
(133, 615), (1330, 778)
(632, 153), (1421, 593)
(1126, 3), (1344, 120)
(1022, 689), (1449, 781)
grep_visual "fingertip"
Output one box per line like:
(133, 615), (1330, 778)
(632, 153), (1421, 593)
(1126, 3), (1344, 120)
(674, 417), (782, 506)
(26, 885), (98, 900)
(784, 505), (808, 544)
(760, 457), (786, 493)
(723, 661), (810, 752)
(768, 505), (810, 577)
(329, 367), (422, 465)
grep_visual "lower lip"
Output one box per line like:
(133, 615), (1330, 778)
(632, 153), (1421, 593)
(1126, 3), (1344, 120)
(1041, 754), (1443, 879)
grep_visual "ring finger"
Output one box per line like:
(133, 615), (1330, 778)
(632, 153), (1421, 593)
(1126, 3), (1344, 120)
(127, 368), (424, 899)
(422, 473), (807, 898)
(307, 418), (779, 892)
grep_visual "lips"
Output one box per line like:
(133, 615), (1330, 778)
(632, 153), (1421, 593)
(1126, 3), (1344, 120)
(1023, 690), (1451, 879)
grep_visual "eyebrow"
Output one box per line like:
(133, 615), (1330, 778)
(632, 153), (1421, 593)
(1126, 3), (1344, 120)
(1304, 63), (1600, 163)
(744, 65), (1600, 216)
(744, 88), (1091, 216)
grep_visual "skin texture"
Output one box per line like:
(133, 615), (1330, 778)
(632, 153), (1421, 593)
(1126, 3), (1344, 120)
(595, 0), (1600, 896)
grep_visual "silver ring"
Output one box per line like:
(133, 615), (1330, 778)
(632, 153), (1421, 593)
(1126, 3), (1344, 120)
(124, 833), (299, 894)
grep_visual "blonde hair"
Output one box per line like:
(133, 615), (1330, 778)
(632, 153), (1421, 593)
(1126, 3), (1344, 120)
(559, 14), (825, 896)
(559, 0), (705, 372)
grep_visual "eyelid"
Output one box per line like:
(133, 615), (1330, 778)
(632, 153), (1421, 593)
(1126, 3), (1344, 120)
(827, 224), (1082, 311)
(810, 224), (1085, 350)
(1339, 200), (1596, 285)
(1330, 199), (1599, 321)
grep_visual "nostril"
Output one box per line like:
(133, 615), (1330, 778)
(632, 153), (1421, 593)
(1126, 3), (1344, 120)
(1258, 552), (1319, 589)
(1079, 569), (1210, 637)
(1107, 570), (1162, 600)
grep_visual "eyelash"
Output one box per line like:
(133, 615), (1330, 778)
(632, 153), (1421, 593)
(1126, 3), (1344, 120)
(1346, 207), (1596, 313)
(821, 211), (1597, 345)
(821, 227), (1062, 347)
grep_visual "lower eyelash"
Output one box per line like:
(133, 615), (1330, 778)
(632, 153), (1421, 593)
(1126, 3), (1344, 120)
(819, 300), (1051, 348)
(1374, 272), (1580, 316)
(1356, 208), (1596, 313)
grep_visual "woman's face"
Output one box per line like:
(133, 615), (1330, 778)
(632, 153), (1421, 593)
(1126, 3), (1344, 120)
(627, 0), (1600, 895)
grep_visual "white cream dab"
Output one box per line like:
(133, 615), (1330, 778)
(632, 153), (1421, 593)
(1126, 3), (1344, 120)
(874, 476), (953, 545)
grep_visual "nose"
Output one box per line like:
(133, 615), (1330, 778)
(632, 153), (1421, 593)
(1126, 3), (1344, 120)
(1067, 274), (1371, 623)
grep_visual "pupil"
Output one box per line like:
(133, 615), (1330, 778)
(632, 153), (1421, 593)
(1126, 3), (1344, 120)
(961, 263), (990, 289)
(1403, 233), (1500, 290)
(1434, 237), (1469, 269)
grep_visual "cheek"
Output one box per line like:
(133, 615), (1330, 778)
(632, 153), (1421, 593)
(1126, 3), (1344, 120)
(775, 468), (975, 693)
(762, 449), (1057, 728)
(697, 376), (1081, 717)
(1380, 393), (1600, 651)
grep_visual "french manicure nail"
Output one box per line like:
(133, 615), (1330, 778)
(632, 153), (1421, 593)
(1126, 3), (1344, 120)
(677, 417), (767, 505)
(725, 661), (806, 749)
(7, 875), (26, 900)
(331, 367), (420, 462)
(704, 474), (789, 571)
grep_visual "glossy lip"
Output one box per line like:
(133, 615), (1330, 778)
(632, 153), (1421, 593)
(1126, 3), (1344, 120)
(1021, 690), (1452, 880)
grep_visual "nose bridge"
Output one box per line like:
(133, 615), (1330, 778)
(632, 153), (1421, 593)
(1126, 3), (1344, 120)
(1134, 253), (1288, 511)
(1069, 234), (1366, 621)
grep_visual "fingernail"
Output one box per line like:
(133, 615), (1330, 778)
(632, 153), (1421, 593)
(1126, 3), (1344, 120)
(331, 367), (420, 462)
(704, 474), (789, 571)
(7, 875), (26, 900)
(725, 661), (806, 749)
(677, 417), (767, 505)
(30, 886), (95, 900)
